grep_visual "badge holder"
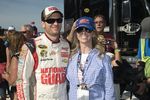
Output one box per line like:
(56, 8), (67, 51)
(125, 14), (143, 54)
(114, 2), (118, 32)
(77, 83), (89, 100)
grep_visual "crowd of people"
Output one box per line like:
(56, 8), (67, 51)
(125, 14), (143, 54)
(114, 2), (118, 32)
(0, 5), (150, 100)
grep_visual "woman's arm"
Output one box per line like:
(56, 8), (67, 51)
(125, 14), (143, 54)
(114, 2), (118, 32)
(2, 56), (18, 85)
(66, 21), (76, 43)
(5, 47), (11, 71)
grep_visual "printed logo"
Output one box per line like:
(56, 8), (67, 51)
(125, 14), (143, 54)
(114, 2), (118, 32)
(61, 47), (69, 58)
(62, 59), (68, 63)
(40, 58), (53, 61)
(16, 83), (24, 100)
(41, 67), (66, 84)
(40, 50), (48, 57)
(38, 45), (47, 49)
(49, 50), (56, 56)
(79, 19), (90, 24)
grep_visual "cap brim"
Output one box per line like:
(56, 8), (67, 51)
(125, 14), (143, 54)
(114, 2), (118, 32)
(75, 24), (94, 31)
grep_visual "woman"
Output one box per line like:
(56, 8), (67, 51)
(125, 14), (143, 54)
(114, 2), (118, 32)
(0, 31), (10, 99)
(2, 31), (26, 100)
(66, 16), (115, 100)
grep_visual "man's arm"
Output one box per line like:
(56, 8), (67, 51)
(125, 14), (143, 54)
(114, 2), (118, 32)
(16, 44), (35, 100)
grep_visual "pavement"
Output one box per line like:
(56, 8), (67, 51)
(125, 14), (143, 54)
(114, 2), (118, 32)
(121, 91), (139, 100)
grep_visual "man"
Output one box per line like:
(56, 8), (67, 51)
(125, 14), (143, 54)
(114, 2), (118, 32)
(94, 14), (121, 62)
(16, 6), (70, 100)
(20, 24), (35, 38)
(94, 15), (121, 100)
(94, 15), (106, 35)
(136, 17), (150, 100)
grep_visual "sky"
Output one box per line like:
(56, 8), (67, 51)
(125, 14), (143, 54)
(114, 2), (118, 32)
(0, 0), (64, 32)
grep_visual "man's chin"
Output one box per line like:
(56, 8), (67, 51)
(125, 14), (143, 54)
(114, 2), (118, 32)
(97, 30), (103, 33)
(52, 32), (60, 36)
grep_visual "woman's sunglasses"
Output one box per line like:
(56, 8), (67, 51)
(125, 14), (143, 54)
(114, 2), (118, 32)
(76, 27), (93, 33)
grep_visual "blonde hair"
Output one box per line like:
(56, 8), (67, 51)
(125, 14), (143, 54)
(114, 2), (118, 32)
(70, 31), (97, 56)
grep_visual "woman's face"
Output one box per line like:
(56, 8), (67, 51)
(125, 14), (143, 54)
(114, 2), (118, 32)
(76, 27), (93, 44)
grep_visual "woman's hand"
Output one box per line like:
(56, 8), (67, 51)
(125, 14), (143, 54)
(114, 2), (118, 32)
(66, 20), (77, 42)
(2, 71), (9, 81)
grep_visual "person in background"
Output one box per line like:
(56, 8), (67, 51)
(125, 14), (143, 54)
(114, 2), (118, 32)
(30, 21), (38, 37)
(20, 24), (35, 39)
(0, 29), (11, 99)
(5, 26), (18, 100)
(94, 14), (122, 100)
(136, 17), (150, 100)
(2, 31), (26, 100)
(20, 24), (36, 100)
(66, 16), (115, 100)
(7, 26), (16, 32)
(137, 16), (150, 80)
(14, 6), (70, 100)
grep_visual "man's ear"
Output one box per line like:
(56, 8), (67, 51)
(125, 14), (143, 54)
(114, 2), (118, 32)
(41, 21), (45, 28)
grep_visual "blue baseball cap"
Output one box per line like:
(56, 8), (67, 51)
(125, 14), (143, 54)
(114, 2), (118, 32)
(75, 16), (95, 31)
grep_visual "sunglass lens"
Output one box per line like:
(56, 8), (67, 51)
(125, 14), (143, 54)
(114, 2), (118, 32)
(76, 27), (92, 33)
(46, 19), (55, 24)
(57, 18), (63, 23)
(46, 18), (62, 24)
(76, 27), (83, 33)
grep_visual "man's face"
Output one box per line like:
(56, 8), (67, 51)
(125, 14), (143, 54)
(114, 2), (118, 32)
(20, 26), (33, 39)
(94, 17), (106, 33)
(42, 12), (62, 36)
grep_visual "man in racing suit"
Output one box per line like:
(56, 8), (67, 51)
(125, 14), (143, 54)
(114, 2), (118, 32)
(16, 6), (70, 100)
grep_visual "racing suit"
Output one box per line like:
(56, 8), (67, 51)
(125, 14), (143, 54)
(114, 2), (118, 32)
(66, 49), (115, 100)
(16, 33), (70, 100)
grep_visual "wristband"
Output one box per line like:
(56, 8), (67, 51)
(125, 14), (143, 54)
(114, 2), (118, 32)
(115, 48), (121, 52)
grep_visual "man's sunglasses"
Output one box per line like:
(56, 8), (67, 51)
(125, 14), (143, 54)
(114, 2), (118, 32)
(76, 27), (93, 33)
(45, 18), (63, 24)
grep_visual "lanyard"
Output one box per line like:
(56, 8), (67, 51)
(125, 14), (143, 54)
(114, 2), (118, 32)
(77, 52), (89, 83)
(77, 53), (83, 72)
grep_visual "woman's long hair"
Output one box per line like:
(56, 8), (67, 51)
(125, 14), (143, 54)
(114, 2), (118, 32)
(7, 31), (26, 55)
(70, 30), (105, 57)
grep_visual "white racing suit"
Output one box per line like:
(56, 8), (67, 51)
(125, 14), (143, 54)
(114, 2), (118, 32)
(16, 33), (70, 100)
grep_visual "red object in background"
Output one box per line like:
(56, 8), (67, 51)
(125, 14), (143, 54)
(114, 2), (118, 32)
(0, 63), (6, 74)
(0, 63), (6, 82)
